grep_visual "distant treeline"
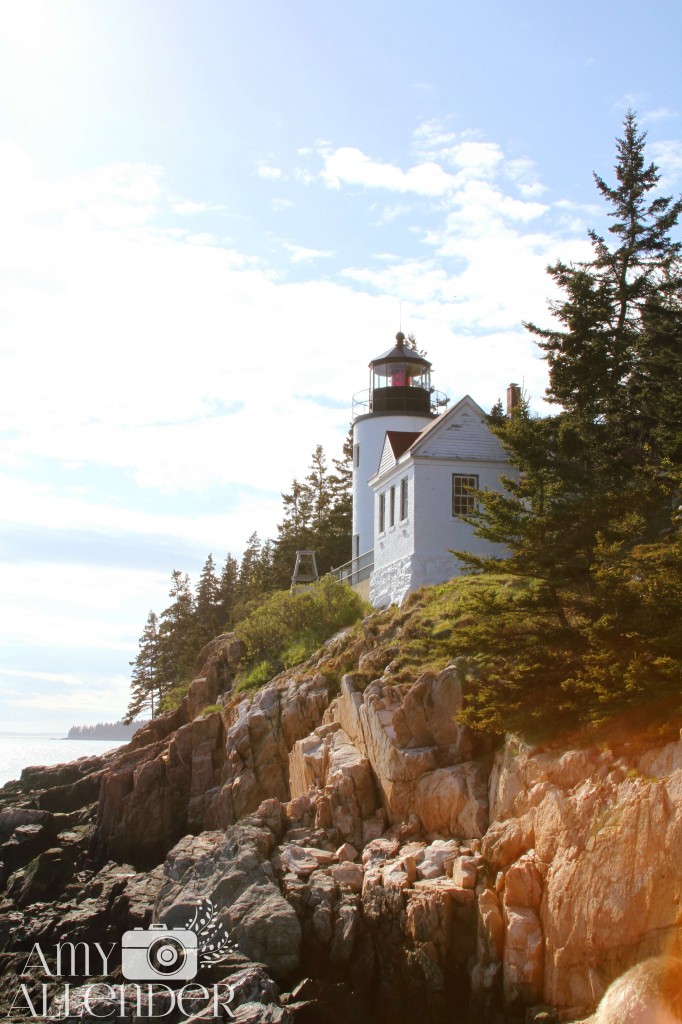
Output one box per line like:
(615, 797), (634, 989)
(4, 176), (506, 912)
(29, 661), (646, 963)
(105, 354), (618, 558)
(67, 721), (148, 740)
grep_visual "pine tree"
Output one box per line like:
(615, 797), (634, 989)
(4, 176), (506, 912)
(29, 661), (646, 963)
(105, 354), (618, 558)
(124, 611), (161, 722)
(306, 445), (332, 536)
(195, 554), (220, 649)
(217, 553), (239, 630)
(467, 113), (682, 593)
(322, 429), (353, 571)
(272, 480), (314, 586)
(236, 532), (264, 608)
(157, 570), (197, 690)
(530, 111), (682, 430)
(257, 539), (277, 594)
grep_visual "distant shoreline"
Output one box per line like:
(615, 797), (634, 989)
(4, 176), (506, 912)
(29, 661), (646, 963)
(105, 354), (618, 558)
(60, 735), (127, 741)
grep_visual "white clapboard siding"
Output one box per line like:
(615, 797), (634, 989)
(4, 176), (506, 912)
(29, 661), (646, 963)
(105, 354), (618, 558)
(378, 435), (398, 476)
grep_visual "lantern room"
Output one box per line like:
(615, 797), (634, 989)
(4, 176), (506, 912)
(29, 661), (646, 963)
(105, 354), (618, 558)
(368, 332), (433, 414)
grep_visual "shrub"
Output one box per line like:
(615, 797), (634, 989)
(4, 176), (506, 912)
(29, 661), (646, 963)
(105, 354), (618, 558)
(232, 576), (367, 689)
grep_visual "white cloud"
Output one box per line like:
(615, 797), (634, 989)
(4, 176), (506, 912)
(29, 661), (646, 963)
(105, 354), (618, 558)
(375, 202), (414, 223)
(284, 243), (335, 263)
(320, 146), (458, 196)
(0, 475), (280, 554)
(0, 561), (161, 650)
(0, 1), (50, 51)
(642, 106), (678, 123)
(440, 140), (504, 179)
(170, 198), (225, 215)
(317, 131), (551, 230)
(505, 157), (549, 198)
(0, 667), (87, 686)
(412, 119), (458, 157)
(257, 163), (283, 180)
(4, 674), (131, 715)
(293, 167), (315, 186)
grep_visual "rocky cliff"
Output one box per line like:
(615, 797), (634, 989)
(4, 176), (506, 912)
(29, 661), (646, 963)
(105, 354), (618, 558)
(1, 614), (680, 1024)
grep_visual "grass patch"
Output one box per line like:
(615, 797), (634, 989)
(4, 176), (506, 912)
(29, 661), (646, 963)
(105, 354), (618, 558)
(198, 703), (223, 716)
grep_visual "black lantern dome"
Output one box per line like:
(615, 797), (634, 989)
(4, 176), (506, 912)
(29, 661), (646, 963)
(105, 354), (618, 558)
(368, 332), (433, 415)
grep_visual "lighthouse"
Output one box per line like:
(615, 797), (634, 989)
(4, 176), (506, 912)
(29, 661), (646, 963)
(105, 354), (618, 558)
(351, 332), (443, 564)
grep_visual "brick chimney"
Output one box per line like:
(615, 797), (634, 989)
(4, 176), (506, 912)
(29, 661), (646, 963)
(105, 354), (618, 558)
(506, 382), (521, 415)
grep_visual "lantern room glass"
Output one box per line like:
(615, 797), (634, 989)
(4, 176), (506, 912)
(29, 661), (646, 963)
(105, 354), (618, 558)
(372, 362), (430, 391)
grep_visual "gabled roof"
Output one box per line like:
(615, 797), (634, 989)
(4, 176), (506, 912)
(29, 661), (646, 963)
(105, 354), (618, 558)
(369, 394), (508, 486)
(386, 430), (421, 459)
(408, 394), (487, 454)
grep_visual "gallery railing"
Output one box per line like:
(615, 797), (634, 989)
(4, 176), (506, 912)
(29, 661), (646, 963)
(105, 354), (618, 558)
(331, 549), (374, 586)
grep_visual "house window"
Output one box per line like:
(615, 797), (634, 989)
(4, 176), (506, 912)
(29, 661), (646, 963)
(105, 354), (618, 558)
(452, 474), (479, 516)
(389, 485), (395, 527)
(400, 477), (408, 520)
(379, 492), (386, 533)
(354, 444), (360, 468)
(353, 534), (360, 559)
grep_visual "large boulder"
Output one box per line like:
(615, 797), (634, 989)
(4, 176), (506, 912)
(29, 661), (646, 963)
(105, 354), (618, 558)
(332, 671), (489, 838)
(289, 723), (382, 849)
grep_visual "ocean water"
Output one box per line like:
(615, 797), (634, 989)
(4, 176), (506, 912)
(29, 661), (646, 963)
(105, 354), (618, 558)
(0, 732), (125, 789)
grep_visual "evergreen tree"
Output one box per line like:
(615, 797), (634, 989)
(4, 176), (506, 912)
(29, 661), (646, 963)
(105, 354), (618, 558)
(217, 553), (239, 630)
(157, 570), (197, 689)
(195, 554), (220, 649)
(531, 112), (682, 426)
(272, 480), (314, 586)
(466, 113), (682, 593)
(237, 531), (265, 607)
(321, 428), (353, 570)
(306, 445), (333, 537)
(273, 438), (353, 581)
(124, 611), (161, 722)
(257, 538), (277, 594)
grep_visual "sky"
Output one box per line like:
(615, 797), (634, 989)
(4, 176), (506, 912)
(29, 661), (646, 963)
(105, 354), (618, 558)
(1, 0), (681, 734)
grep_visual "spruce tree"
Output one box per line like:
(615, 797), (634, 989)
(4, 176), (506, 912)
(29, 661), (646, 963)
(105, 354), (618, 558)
(217, 553), (239, 630)
(306, 445), (332, 537)
(236, 532), (265, 609)
(467, 113), (682, 593)
(323, 429), (353, 570)
(195, 553), (220, 649)
(272, 480), (314, 586)
(124, 611), (161, 722)
(157, 570), (197, 689)
(531, 111), (682, 429)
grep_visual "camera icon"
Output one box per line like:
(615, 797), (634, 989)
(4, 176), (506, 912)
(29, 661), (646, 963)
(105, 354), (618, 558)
(121, 925), (198, 982)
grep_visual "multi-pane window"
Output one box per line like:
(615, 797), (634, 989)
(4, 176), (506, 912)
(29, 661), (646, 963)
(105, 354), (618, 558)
(400, 478), (408, 520)
(389, 485), (395, 527)
(379, 492), (386, 533)
(452, 474), (479, 516)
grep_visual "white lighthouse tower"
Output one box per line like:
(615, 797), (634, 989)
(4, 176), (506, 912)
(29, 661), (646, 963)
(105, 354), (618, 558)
(351, 332), (445, 565)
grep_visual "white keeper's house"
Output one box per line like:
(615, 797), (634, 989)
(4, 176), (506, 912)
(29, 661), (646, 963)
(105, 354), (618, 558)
(334, 332), (520, 607)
